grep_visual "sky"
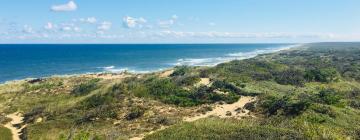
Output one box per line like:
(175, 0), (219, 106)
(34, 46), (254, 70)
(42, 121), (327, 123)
(0, 0), (359, 43)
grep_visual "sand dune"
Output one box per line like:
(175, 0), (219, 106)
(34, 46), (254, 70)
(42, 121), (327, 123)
(184, 96), (256, 122)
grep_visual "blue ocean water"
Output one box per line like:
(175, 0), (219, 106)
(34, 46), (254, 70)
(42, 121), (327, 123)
(0, 44), (295, 83)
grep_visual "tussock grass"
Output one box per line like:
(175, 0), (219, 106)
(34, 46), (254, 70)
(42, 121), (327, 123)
(0, 126), (12, 140)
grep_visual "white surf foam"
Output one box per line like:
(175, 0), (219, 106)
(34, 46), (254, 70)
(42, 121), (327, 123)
(98, 65), (153, 73)
(174, 44), (300, 66)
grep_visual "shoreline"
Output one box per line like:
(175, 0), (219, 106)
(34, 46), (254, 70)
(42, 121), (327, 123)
(0, 44), (303, 85)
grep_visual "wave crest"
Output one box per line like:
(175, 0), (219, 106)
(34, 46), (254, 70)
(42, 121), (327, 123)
(174, 44), (300, 66)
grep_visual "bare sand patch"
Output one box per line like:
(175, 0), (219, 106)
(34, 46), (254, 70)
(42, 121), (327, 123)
(130, 126), (167, 140)
(184, 96), (256, 122)
(130, 96), (256, 140)
(159, 70), (174, 78)
(196, 78), (211, 86)
(81, 73), (131, 80)
(4, 112), (26, 140)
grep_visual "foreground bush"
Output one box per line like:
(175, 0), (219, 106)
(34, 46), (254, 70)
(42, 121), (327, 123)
(144, 118), (305, 140)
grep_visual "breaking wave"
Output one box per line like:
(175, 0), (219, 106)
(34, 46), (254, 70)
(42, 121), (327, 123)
(174, 44), (300, 66)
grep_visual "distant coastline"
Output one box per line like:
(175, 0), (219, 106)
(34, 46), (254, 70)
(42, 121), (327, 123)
(0, 43), (302, 84)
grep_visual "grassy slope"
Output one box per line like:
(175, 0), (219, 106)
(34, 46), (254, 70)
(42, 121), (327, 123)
(145, 43), (360, 139)
(0, 42), (360, 139)
(0, 126), (12, 140)
(144, 118), (305, 140)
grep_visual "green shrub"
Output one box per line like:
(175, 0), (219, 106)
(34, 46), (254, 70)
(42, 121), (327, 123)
(106, 83), (128, 99)
(199, 69), (211, 78)
(275, 69), (305, 86)
(72, 79), (101, 96)
(212, 80), (241, 94)
(81, 94), (115, 109)
(260, 96), (310, 116)
(349, 100), (360, 109)
(125, 106), (146, 120)
(24, 106), (45, 123)
(134, 78), (243, 107)
(73, 131), (90, 140)
(147, 78), (186, 97)
(252, 72), (274, 81)
(305, 68), (339, 83)
(311, 104), (336, 118)
(244, 102), (256, 111)
(26, 80), (62, 91)
(149, 116), (174, 125)
(77, 105), (117, 124)
(317, 89), (342, 105)
(176, 75), (201, 86)
(307, 114), (327, 123)
(171, 66), (191, 77)
(347, 88), (360, 99)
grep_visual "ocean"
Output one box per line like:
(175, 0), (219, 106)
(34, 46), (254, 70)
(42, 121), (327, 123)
(0, 44), (296, 83)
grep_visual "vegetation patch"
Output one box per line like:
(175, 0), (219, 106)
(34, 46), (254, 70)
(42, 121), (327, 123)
(144, 118), (305, 140)
(0, 126), (12, 140)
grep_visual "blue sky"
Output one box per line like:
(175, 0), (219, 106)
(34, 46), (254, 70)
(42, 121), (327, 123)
(0, 0), (359, 43)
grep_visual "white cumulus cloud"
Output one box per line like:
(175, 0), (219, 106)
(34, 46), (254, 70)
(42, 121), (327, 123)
(158, 15), (178, 28)
(79, 17), (97, 24)
(123, 16), (147, 28)
(44, 22), (55, 30)
(98, 21), (112, 30)
(51, 1), (77, 12)
(22, 25), (34, 33)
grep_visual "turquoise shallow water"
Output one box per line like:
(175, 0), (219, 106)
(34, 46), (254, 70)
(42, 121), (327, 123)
(0, 44), (295, 83)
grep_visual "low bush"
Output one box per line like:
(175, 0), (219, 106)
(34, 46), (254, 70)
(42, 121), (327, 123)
(349, 100), (360, 109)
(125, 106), (146, 120)
(260, 96), (310, 116)
(317, 89), (342, 105)
(72, 79), (101, 96)
(275, 69), (305, 86)
(244, 102), (256, 111)
(311, 104), (336, 118)
(176, 75), (201, 86)
(307, 114), (327, 123)
(170, 66), (191, 77)
(24, 106), (45, 123)
(148, 116), (174, 125)
(305, 68), (339, 83)
(81, 94), (115, 109)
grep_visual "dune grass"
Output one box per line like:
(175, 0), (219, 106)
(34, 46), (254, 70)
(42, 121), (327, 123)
(0, 126), (12, 140)
(1, 43), (360, 139)
(144, 118), (304, 140)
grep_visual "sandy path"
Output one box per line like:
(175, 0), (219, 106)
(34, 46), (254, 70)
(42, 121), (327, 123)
(130, 126), (167, 140)
(4, 112), (26, 140)
(159, 70), (174, 78)
(130, 96), (256, 140)
(184, 96), (256, 122)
